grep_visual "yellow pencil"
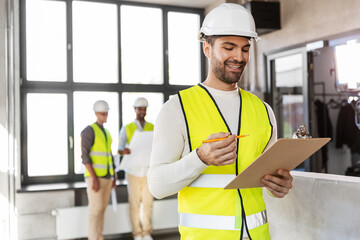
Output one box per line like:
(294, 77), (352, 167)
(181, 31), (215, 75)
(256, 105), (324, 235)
(202, 134), (249, 143)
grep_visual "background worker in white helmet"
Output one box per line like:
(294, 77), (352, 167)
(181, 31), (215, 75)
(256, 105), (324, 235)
(81, 100), (117, 240)
(148, 3), (293, 240)
(118, 97), (154, 240)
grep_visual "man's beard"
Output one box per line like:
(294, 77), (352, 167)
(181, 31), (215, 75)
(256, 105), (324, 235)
(211, 57), (246, 84)
(137, 114), (145, 119)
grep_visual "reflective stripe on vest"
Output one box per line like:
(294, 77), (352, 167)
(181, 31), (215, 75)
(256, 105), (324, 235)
(179, 210), (267, 231)
(178, 84), (272, 240)
(84, 123), (114, 177)
(92, 164), (114, 169)
(125, 121), (154, 143)
(89, 151), (112, 157)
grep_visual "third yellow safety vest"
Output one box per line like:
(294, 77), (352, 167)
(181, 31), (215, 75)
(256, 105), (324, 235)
(178, 84), (272, 240)
(125, 121), (154, 143)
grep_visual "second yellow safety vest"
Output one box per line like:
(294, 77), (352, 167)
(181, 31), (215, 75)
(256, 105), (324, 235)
(178, 84), (272, 240)
(125, 121), (154, 143)
(84, 123), (114, 177)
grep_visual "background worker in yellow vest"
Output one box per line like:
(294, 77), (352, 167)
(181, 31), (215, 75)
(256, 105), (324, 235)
(148, 3), (293, 240)
(81, 100), (116, 240)
(118, 97), (154, 240)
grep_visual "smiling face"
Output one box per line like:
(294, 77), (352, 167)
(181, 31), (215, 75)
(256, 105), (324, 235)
(134, 107), (147, 121)
(203, 36), (251, 90)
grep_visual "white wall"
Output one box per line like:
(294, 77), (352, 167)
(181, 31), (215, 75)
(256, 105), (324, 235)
(0, 1), (11, 239)
(265, 171), (360, 240)
(1, 0), (11, 239)
(256, 0), (360, 92)
(253, 0), (360, 175)
(54, 198), (178, 240)
(17, 191), (74, 239)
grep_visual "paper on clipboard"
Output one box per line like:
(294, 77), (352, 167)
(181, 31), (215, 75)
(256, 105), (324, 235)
(119, 131), (153, 170)
(224, 138), (331, 189)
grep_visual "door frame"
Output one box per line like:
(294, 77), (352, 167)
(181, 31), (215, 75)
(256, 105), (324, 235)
(265, 47), (310, 171)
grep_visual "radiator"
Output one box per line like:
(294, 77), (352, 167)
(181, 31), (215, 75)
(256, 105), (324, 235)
(53, 198), (178, 240)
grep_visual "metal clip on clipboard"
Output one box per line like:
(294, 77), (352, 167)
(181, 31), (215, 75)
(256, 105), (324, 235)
(292, 124), (312, 139)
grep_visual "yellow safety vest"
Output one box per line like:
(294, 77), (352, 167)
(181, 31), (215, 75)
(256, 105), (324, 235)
(178, 84), (272, 240)
(84, 123), (114, 177)
(125, 121), (154, 143)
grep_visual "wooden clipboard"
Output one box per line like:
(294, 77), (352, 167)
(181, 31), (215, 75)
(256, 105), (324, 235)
(224, 138), (331, 189)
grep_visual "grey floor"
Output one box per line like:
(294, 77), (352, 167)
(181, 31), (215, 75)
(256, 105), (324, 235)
(103, 229), (180, 240)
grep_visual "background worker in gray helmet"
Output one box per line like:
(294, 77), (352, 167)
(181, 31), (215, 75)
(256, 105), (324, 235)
(148, 3), (293, 240)
(81, 100), (116, 240)
(118, 97), (154, 240)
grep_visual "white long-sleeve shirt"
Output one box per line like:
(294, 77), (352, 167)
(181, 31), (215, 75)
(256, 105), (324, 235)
(148, 83), (277, 199)
(118, 120), (151, 177)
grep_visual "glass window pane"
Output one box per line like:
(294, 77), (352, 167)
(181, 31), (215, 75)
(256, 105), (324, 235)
(275, 53), (303, 87)
(73, 92), (119, 174)
(26, 0), (66, 82)
(122, 93), (164, 126)
(73, 1), (118, 83)
(168, 12), (201, 85)
(335, 43), (360, 88)
(282, 95), (304, 138)
(121, 6), (163, 84)
(27, 94), (68, 176)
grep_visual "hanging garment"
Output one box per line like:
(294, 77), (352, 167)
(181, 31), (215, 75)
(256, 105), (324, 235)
(314, 99), (333, 165)
(336, 101), (360, 154)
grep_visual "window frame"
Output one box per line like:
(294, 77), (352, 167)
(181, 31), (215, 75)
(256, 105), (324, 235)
(20, 0), (205, 185)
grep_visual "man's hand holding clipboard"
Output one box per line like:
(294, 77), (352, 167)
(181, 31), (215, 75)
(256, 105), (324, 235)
(224, 138), (331, 194)
(198, 132), (298, 198)
(260, 168), (293, 198)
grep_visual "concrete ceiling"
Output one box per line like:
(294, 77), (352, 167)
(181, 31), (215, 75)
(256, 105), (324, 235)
(125, 0), (218, 9)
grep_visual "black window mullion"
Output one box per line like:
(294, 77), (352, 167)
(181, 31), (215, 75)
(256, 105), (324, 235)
(199, 12), (205, 82)
(163, 7), (169, 96)
(20, 0), (27, 184)
(19, 0), (27, 83)
(67, 91), (75, 179)
(67, 0), (73, 85)
(118, 3), (123, 127)
(66, 0), (75, 179)
(20, 90), (28, 184)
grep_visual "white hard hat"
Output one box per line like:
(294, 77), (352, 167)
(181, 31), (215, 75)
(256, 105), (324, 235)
(133, 97), (148, 107)
(198, 3), (258, 42)
(93, 100), (109, 112)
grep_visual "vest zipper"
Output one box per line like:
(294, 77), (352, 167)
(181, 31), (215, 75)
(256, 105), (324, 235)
(236, 89), (252, 240)
(199, 85), (250, 239)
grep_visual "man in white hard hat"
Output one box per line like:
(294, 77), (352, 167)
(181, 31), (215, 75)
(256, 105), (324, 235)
(118, 97), (154, 240)
(81, 100), (116, 240)
(148, 3), (293, 240)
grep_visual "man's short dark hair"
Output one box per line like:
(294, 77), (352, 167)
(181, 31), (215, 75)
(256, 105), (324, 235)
(204, 35), (221, 46)
(204, 35), (252, 46)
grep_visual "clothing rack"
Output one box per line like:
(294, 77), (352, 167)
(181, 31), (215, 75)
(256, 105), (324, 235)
(314, 93), (351, 96)
(313, 82), (360, 172)
(314, 81), (360, 97)
(313, 81), (359, 109)
(314, 82), (345, 109)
